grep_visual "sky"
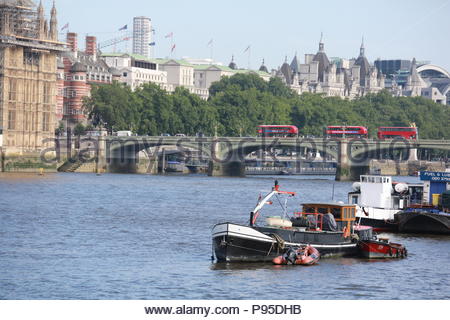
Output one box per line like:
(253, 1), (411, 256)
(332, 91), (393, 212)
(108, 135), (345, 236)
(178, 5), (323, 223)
(41, 0), (450, 72)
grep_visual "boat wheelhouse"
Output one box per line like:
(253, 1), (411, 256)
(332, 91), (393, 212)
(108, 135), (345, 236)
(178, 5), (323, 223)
(292, 203), (356, 233)
(348, 175), (423, 232)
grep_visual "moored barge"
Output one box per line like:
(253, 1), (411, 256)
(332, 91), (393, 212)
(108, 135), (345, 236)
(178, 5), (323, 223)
(212, 182), (371, 263)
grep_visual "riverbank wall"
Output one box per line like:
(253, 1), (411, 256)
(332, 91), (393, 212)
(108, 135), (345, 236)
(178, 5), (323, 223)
(370, 160), (447, 176)
(0, 151), (57, 173)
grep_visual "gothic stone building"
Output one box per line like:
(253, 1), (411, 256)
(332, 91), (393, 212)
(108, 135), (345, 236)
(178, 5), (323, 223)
(0, 0), (65, 153)
(276, 38), (385, 99)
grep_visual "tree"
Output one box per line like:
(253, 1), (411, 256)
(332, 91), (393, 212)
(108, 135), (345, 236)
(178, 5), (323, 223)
(55, 121), (65, 136)
(83, 73), (450, 140)
(84, 82), (139, 134)
(73, 123), (86, 136)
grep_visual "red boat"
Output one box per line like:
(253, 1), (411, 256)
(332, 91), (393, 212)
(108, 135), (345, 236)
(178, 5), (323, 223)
(358, 238), (407, 259)
(273, 246), (320, 266)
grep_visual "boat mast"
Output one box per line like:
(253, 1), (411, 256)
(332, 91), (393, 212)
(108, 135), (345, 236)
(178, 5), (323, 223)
(250, 181), (296, 226)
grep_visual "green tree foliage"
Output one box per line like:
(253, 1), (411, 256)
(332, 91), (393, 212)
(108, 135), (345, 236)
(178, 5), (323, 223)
(84, 82), (139, 134)
(55, 121), (65, 136)
(73, 123), (86, 136)
(84, 76), (450, 139)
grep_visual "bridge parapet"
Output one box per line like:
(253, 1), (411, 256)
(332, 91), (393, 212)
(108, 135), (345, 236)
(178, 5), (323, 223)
(93, 136), (450, 180)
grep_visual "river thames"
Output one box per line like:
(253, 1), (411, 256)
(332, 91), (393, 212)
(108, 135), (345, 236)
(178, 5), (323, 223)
(0, 173), (449, 300)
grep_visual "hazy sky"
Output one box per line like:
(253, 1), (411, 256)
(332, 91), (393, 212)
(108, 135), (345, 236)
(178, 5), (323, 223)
(42, 0), (450, 71)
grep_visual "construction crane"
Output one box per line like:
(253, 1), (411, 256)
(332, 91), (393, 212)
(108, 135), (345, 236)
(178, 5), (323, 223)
(98, 32), (133, 50)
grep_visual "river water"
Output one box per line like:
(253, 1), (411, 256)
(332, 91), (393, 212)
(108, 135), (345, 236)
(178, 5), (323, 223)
(0, 173), (449, 300)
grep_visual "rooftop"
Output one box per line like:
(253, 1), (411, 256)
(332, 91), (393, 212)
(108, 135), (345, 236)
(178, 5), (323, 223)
(101, 52), (270, 75)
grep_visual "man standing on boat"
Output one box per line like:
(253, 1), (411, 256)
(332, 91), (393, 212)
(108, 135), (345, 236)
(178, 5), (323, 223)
(323, 213), (338, 231)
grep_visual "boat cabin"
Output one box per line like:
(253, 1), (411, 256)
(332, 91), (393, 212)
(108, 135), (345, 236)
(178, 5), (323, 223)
(294, 203), (357, 232)
(349, 175), (424, 211)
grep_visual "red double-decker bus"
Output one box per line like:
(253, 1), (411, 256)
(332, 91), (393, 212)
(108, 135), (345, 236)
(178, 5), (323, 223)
(257, 125), (299, 137)
(377, 127), (418, 140)
(325, 126), (368, 139)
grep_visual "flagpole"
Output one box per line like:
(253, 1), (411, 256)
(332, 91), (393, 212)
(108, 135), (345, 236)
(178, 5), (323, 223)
(211, 41), (214, 64)
(165, 32), (174, 58)
(150, 28), (155, 59)
(208, 39), (214, 64)
(248, 46), (251, 70)
(115, 28), (120, 53)
(171, 34), (174, 58)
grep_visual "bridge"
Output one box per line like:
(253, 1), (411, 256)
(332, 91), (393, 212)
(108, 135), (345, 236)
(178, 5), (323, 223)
(82, 136), (450, 181)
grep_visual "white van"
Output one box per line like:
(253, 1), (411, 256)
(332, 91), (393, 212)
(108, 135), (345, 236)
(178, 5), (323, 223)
(116, 131), (133, 137)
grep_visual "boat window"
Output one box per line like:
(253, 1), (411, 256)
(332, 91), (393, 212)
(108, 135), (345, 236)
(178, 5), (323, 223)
(351, 208), (355, 218)
(343, 208), (348, 219)
(332, 207), (341, 218)
(304, 206), (315, 213)
(410, 187), (424, 205)
(351, 196), (358, 204)
(318, 207), (328, 214)
(393, 197), (400, 210)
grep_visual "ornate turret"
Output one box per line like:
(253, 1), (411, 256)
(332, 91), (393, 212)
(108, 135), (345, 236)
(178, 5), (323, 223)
(318, 32), (325, 52)
(2, 8), (11, 35)
(360, 36), (365, 57)
(290, 53), (300, 74)
(280, 56), (293, 85)
(405, 58), (426, 96)
(49, 1), (58, 41)
(228, 55), (237, 70)
(353, 37), (371, 86)
(313, 33), (330, 82)
(37, 0), (45, 38)
(409, 58), (421, 85)
(259, 58), (268, 73)
(44, 19), (48, 38)
(377, 67), (383, 80)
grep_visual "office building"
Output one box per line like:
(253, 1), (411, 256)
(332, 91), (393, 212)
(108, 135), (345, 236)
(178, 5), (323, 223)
(132, 16), (152, 58)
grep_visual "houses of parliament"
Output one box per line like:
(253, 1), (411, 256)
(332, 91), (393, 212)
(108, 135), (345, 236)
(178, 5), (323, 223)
(0, 0), (64, 153)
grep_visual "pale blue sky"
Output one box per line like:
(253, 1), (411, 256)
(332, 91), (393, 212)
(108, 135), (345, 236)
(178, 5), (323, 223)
(42, 0), (450, 72)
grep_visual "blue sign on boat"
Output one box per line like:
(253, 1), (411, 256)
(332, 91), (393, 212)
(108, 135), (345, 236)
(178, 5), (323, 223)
(420, 171), (450, 182)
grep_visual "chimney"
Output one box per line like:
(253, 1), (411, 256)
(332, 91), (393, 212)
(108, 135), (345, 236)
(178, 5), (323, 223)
(66, 32), (78, 52)
(85, 36), (97, 57)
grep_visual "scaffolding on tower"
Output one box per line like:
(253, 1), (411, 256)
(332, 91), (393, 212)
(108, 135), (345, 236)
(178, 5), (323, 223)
(0, 0), (40, 40)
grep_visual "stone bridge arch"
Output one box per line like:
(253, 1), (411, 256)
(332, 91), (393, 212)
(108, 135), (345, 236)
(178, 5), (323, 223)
(210, 137), (340, 177)
(96, 136), (450, 180)
(351, 139), (450, 159)
(105, 137), (213, 173)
